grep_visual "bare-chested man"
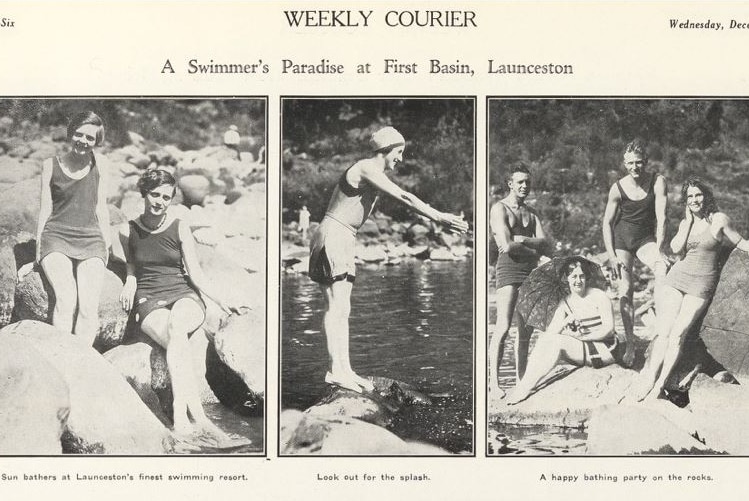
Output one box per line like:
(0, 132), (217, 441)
(308, 126), (468, 393)
(602, 139), (669, 367)
(489, 164), (551, 398)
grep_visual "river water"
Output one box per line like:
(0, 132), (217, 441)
(282, 258), (474, 454)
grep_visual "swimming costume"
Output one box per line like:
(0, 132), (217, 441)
(613, 174), (657, 252)
(128, 218), (206, 325)
(308, 216), (357, 284)
(494, 201), (539, 288)
(40, 156), (107, 262)
(308, 164), (379, 284)
(324, 166), (379, 232)
(564, 298), (624, 368)
(666, 223), (723, 299)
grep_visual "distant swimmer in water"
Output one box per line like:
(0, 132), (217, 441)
(488, 163), (551, 398)
(308, 126), (469, 393)
(631, 178), (749, 401)
(506, 256), (626, 405)
(602, 139), (669, 368)
(119, 169), (248, 442)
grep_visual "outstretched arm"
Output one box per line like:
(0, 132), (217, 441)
(179, 220), (246, 314)
(360, 163), (468, 234)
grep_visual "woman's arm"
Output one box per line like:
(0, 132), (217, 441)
(359, 161), (468, 234)
(715, 212), (749, 253)
(654, 175), (669, 254)
(118, 223), (137, 312)
(178, 220), (244, 313)
(95, 161), (111, 254)
(544, 301), (570, 336)
(35, 159), (54, 263)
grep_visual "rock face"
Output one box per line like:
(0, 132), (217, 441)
(693, 250), (749, 377)
(206, 311), (265, 415)
(283, 376), (443, 455)
(585, 404), (717, 455)
(280, 410), (446, 455)
(0, 321), (171, 454)
(0, 335), (70, 454)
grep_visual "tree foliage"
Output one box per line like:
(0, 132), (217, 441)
(282, 99), (475, 223)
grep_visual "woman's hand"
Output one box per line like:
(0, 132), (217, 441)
(684, 203), (694, 224)
(120, 277), (137, 312)
(219, 298), (251, 316)
(440, 212), (469, 234)
(17, 262), (36, 283)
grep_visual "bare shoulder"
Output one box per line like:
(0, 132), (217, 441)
(653, 173), (668, 191)
(606, 182), (621, 200)
(356, 157), (382, 176)
(118, 221), (131, 238)
(712, 211), (731, 227)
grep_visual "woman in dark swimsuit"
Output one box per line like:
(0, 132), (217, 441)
(33, 111), (110, 345)
(632, 178), (749, 401)
(119, 169), (245, 440)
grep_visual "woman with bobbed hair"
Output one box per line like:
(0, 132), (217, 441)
(119, 168), (246, 441)
(35, 110), (110, 345)
(632, 177), (749, 401)
(506, 256), (626, 404)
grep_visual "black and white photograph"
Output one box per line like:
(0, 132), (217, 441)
(280, 97), (475, 455)
(488, 98), (749, 455)
(0, 98), (266, 455)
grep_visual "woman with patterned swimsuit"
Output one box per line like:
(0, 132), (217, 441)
(506, 256), (625, 405)
(33, 111), (110, 345)
(119, 169), (245, 440)
(632, 178), (749, 401)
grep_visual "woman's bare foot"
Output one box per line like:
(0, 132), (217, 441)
(505, 388), (531, 405)
(325, 371), (364, 393)
(351, 373), (375, 392)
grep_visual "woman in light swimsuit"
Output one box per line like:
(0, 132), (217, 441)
(34, 111), (110, 345)
(119, 169), (245, 441)
(308, 126), (468, 393)
(632, 178), (749, 401)
(506, 256), (626, 405)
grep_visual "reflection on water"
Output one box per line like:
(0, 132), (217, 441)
(488, 289), (589, 455)
(282, 259), (474, 453)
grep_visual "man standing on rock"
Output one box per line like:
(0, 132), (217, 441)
(602, 139), (669, 368)
(308, 126), (468, 393)
(489, 164), (551, 398)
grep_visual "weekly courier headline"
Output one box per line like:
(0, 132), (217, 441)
(1, 1), (749, 501)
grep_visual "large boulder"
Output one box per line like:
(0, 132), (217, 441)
(0, 335), (70, 454)
(178, 175), (211, 206)
(280, 410), (447, 455)
(694, 250), (749, 376)
(13, 264), (129, 350)
(0, 321), (171, 454)
(490, 365), (638, 428)
(0, 177), (39, 239)
(205, 310), (265, 415)
(586, 404), (717, 455)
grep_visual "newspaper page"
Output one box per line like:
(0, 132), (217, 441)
(1, 0), (747, 499)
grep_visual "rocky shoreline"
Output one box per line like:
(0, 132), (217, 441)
(0, 125), (266, 454)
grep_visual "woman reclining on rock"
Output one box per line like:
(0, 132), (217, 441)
(506, 256), (627, 405)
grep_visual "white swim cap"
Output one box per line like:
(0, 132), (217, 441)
(370, 126), (405, 152)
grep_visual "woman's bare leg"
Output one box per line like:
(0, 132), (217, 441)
(74, 257), (105, 345)
(40, 252), (77, 334)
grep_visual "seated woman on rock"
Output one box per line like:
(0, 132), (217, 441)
(631, 178), (749, 401)
(119, 168), (245, 442)
(506, 256), (626, 405)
